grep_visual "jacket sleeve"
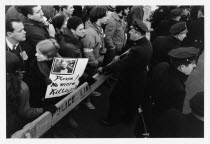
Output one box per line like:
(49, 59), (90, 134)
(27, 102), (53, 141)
(81, 34), (99, 67)
(103, 47), (144, 73)
(105, 19), (116, 50)
(18, 81), (44, 119)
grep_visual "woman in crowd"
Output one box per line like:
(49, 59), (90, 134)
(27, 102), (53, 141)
(28, 39), (60, 108)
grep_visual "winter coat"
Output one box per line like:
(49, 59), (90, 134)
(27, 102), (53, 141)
(24, 19), (53, 61)
(151, 109), (204, 138)
(103, 37), (153, 120)
(151, 62), (188, 117)
(59, 28), (82, 58)
(152, 35), (181, 66)
(81, 20), (105, 75)
(105, 12), (126, 52)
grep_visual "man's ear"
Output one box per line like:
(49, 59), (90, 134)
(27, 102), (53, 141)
(70, 28), (76, 34)
(27, 14), (33, 19)
(7, 31), (13, 37)
(179, 64), (185, 71)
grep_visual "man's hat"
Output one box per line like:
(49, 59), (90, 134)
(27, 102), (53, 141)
(171, 8), (183, 17)
(170, 22), (187, 35)
(131, 19), (148, 32)
(168, 47), (199, 63)
(190, 91), (204, 116)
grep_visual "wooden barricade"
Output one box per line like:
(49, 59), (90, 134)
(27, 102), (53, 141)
(11, 73), (109, 138)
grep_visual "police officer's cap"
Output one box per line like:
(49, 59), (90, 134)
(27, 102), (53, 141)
(171, 8), (183, 17)
(168, 47), (199, 63)
(170, 22), (187, 35)
(131, 19), (148, 32)
(190, 91), (204, 116)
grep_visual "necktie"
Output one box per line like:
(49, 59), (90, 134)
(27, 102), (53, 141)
(10, 45), (16, 53)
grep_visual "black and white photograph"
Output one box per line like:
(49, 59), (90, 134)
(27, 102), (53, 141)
(52, 58), (77, 74)
(1, 0), (209, 144)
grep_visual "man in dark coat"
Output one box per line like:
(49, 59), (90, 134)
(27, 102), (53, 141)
(182, 6), (204, 55)
(151, 47), (198, 118)
(151, 22), (188, 66)
(98, 19), (153, 126)
(6, 18), (33, 84)
(134, 47), (198, 137)
(157, 8), (182, 36)
(151, 91), (204, 138)
(20, 5), (56, 61)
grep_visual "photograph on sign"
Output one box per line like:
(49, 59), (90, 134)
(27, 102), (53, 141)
(45, 57), (88, 99)
(51, 58), (77, 75)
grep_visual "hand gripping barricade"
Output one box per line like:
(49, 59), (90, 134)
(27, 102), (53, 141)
(11, 73), (109, 138)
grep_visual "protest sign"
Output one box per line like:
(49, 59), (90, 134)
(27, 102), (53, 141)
(45, 57), (88, 99)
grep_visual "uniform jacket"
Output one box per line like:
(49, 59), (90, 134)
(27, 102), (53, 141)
(105, 12), (126, 52)
(151, 109), (204, 138)
(151, 62), (188, 117)
(152, 35), (181, 66)
(81, 20), (105, 74)
(182, 17), (204, 50)
(59, 28), (82, 58)
(156, 18), (178, 36)
(103, 37), (153, 116)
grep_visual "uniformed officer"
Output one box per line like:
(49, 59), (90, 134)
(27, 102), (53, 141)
(134, 47), (199, 137)
(98, 19), (153, 126)
(151, 47), (199, 118)
(152, 22), (188, 66)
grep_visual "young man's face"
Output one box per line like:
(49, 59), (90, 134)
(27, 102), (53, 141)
(9, 22), (26, 42)
(30, 5), (44, 22)
(74, 23), (85, 38)
(123, 7), (129, 16)
(99, 12), (109, 25)
(181, 61), (197, 75)
(183, 8), (190, 16)
(64, 5), (74, 16)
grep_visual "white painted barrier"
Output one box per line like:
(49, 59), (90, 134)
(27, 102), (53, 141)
(11, 73), (109, 138)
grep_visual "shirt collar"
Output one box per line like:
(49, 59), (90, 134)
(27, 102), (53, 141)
(6, 37), (19, 50)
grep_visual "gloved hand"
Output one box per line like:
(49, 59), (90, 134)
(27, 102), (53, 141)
(86, 76), (97, 85)
(43, 105), (57, 114)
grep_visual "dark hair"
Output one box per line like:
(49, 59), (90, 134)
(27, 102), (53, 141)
(90, 6), (107, 23)
(6, 52), (21, 110)
(115, 6), (129, 13)
(52, 14), (65, 29)
(67, 16), (83, 30)
(72, 5), (83, 18)
(20, 5), (37, 17)
(6, 18), (22, 34)
(59, 5), (68, 11)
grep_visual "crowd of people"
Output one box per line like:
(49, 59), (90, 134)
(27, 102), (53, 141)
(6, 5), (204, 138)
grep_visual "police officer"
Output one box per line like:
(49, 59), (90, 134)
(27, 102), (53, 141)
(151, 47), (198, 118)
(134, 47), (198, 137)
(152, 22), (188, 66)
(98, 19), (153, 126)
